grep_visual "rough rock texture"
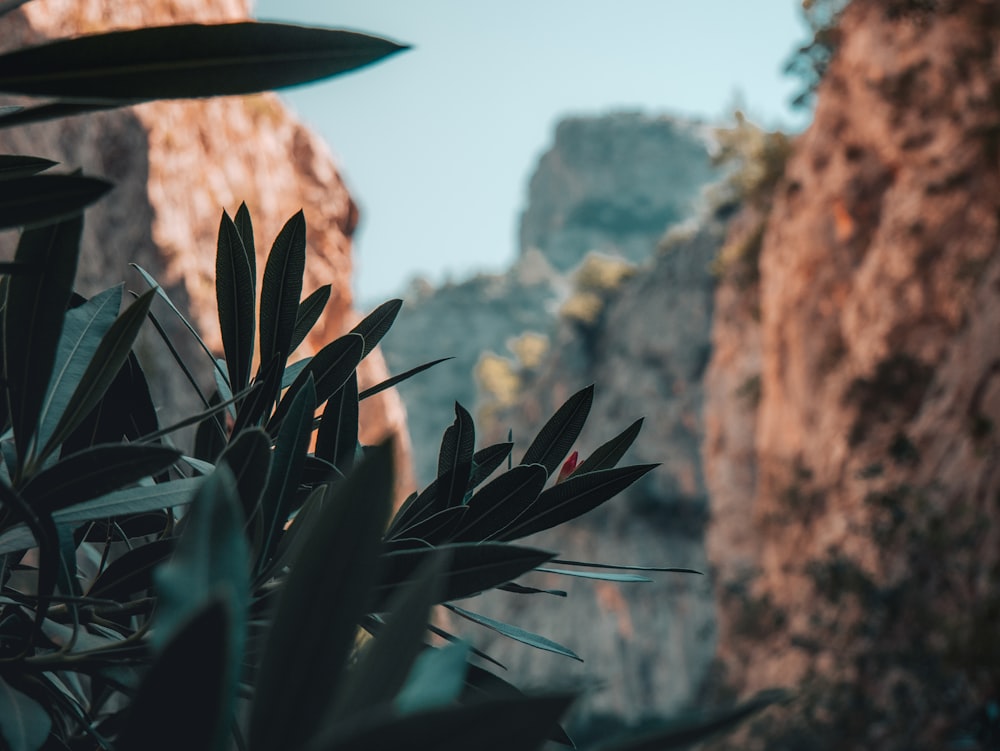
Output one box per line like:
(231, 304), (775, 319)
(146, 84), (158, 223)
(704, 2), (1000, 748)
(520, 113), (718, 272)
(467, 216), (728, 724)
(382, 113), (719, 488)
(0, 0), (413, 496)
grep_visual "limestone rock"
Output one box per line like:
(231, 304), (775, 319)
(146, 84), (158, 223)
(0, 0), (412, 496)
(704, 2), (1000, 748)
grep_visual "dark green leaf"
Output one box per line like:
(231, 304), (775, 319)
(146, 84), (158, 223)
(520, 384), (594, 477)
(21, 443), (181, 514)
(499, 464), (657, 541)
(37, 289), (155, 463)
(216, 210), (255, 391)
(446, 605), (581, 661)
(217, 428), (272, 531)
(498, 582), (567, 597)
(349, 298), (402, 360)
(0, 677), (51, 751)
(0, 174), (110, 230)
(259, 210), (306, 377)
(0, 478), (200, 555)
(0, 478), (58, 634)
(0, 261), (36, 275)
(280, 357), (310, 389)
(233, 201), (256, 277)
(4, 214), (81, 469)
(116, 598), (232, 751)
(551, 559), (702, 574)
(36, 285), (121, 452)
(394, 505), (466, 545)
(395, 641), (470, 715)
(333, 551), (448, 718)
(435, 402), (474, 508)
(574, 418), (644, 475)
(0, 22), (408, 100)
(452, 464), (547, 542)
(536, 568), (652, 583)
(0, 155), (56, 180)
(248, 440), (394, 751)
(289, 284), (330, 354)
(232, 354), (282, 434)
(374, 542), (554, 606)
(257, 376), (315, 574)
(468, 442), (514, 490)
(316, 372), (358, 473)
(590, 690), (789, 751)
(357, 356), (452, 401)
(87, 538), (173, 601)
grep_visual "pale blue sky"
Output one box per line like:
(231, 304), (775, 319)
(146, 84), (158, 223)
(252, 1), (811, 304)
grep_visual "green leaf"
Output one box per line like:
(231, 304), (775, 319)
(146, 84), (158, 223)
(467, 442), (514, 490)
(0, 22), (408, 101)
(393, 505), (466, 545)
(574, 418), (644, 475)
(87, 538), (173, 601)
(350, 298), (402, 360)
(35, 285), (121, 452)
(311, 693), (573, 751)
(232, 354), (282, 434)
(436, 402), (474, 508)
(280, 357), (311, 389)
(256, 376), (315, 573)
(520, 384), (594, 477)
(332, 551), (448, 718)
(590, 690), (789, 751)
(259, 210), (306, 377)
(499, 464), (657, 541)
(374, 542), (554, 605)
(0, 478), (200, 555)
(550, 559), (702, 574)
(233, 201), (256, 277)
(536, 568), (652, 583)
(37, 289), (155, 464)
(289, 284), (330, 354)
(446, 605), (581, 661)
(217, 428), (272, 532)
(21, 443), (181, 514)
(116, 597), (233, 751)
(216, 210), (255, 391)
(316, 372), (358, 473)
(0, 155), (56, 180)
(248, 440), (394, 751)
(357, 356), (453, 401)
(0, 174), (111, 230)
(3, 214), (81, 469)
(395, 641), (470, 715)
(452, 464), (547, 542)
(0, 677), (51, 751)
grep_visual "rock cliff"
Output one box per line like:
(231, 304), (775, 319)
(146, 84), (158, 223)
(704, 1), (1000, 748)
(0, 0), (412, 495)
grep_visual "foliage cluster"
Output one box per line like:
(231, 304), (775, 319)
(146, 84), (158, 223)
(0, 5), (780, 751)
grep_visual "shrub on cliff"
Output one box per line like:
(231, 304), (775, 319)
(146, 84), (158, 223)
(0, 6), (780, 750)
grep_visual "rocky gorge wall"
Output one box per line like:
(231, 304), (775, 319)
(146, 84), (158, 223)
(0, 0), (412, 495)
(704, 1), (1000, 748)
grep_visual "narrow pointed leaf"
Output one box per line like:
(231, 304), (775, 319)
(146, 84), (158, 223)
(0, 23), (408, 101)
(117, 598), (232, 751)
(21, 443), (181, 514)
(87, 538), (174, 601)
(216, 210), (255, 391)
(333, 551), (448, 718)
(289, 284), (330, 354)
(551, 559), (702, 574)
(0, 678), (51, 751)
(217, 428), (272, 528)
(358, 356), (452, 401)
(374, 542), (554, 605)
(36, 285), (122, 452)
(499, 582), (567, 596)
(468, 442), (514, 490)
(0, 155), (57, 180)
(38, 289), (155, 463)
(520, 384), (594, 477)
(233, 201), (255, 277)
(280, 357), (310, 389)
(452, 464), (547, 542)
(350, 298), (402, 360)
(259, 210), (306, 375)
(536, 568), (652, 583)
(0, 175), (111, 230)
(394, 505), (466, 545)
(4, 214), (81, 467)
(315, 371), (358, 472)
(574, 418), (644, 476)
(249, 441), (394, 751)
(232, 354), (282, 434)
(500, 464), (657, 541)
(447, 604), (581, 661)
(436, 401), (474, 505)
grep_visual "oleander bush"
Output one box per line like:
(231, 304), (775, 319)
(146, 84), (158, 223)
(0, 5), (781, 750)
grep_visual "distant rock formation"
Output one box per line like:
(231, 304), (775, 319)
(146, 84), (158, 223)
(0, 0), (412, 496)
(704, 1), (1000, 748)
(383, 113), (718, 488)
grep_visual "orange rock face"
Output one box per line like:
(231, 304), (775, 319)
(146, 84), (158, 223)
(705, 2), (1000, 748)
(0, 0), (413, 498)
